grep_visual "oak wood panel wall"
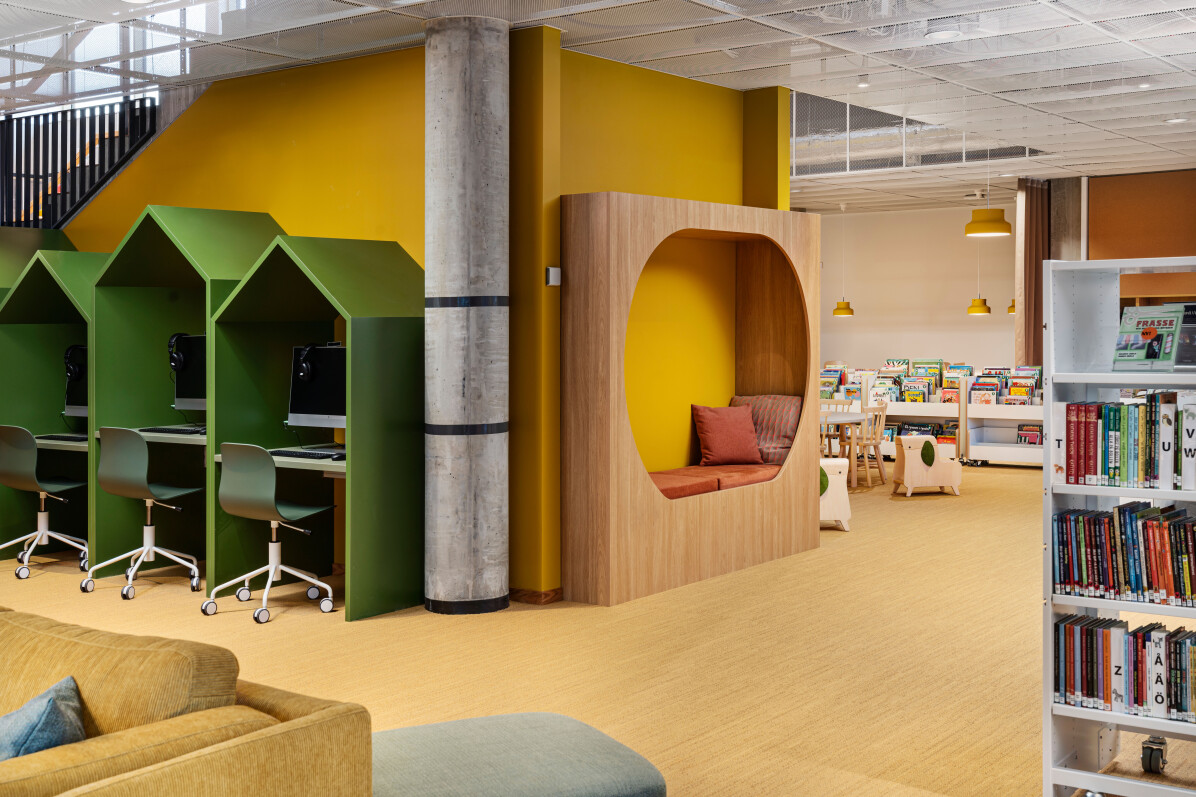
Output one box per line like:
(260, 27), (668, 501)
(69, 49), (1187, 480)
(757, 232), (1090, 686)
(561, 192), (820, 606)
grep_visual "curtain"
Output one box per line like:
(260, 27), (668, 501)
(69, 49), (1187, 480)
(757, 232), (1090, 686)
(1015, 178), (1049, 366)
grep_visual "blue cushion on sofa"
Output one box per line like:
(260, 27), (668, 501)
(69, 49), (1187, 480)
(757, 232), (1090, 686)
(0, 676), (86, 761)
(373, 712), (666, 797)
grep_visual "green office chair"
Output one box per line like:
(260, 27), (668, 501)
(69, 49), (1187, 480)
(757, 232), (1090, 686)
(81, 427), (203, 600)
(202, 443), (334, 624)
(0, 425), (88, 579)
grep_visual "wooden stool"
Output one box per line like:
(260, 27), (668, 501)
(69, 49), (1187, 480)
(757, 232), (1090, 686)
(819, 458), (851, 531)
(891, 435), (962, 497)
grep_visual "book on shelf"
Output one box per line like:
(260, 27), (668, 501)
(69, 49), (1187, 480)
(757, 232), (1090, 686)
(1000, 395), (1032, 405)
(899, 421), (941, 437)
(941, 388), (959, 404)
(945, 364), (974, 377)
(882, 424), (899, 443)
(1051, 615), (1196, 723)
(1052, 393), (1196, 489)
(869, 384), (897, 406)
(911, 359), (943, 387)
(1114, 305), (1182, 371)
(883, 359), (910, 375)
(843, 385), (862, 402)
(970, 386), (997, 405)
(1172, 303), (1196, 371)
(1017, 423), (1043, 446)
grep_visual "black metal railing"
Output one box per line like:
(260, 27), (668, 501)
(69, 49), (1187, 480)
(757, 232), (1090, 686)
(0, 97), (157, 228)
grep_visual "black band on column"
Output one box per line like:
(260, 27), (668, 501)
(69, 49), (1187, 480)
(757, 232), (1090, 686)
(425, 594), (510, 614)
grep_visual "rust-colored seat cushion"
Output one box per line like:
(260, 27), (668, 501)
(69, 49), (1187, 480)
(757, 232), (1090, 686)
(706, 464), (782, 490)
(649, 468), (720, 499)
(691, 404), (763, 466)
(730, 394), (802, 464)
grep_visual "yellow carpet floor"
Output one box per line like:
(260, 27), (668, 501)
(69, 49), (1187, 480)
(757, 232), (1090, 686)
(2, 466), (1049, 795)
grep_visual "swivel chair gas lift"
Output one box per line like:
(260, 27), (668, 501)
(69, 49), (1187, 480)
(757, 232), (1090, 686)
(81, 427), (203, 599)
(0, 426), (88, 579)
(202, 443), (334, 624)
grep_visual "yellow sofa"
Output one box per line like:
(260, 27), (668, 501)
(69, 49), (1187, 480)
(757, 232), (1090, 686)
(0, 606), (370, 796)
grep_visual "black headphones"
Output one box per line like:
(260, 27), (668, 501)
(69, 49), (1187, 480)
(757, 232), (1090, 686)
(168, 333), (187, 373)
(297, 343), (317, 382)
(64, 345), (85, 382)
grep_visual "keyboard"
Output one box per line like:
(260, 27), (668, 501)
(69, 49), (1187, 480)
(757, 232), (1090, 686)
(269, 449), (334, 460)
(139, 426), (206, 435)
(36, 434), (87, 442)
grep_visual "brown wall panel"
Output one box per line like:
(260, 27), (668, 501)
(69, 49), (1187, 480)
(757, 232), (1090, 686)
(1089, 170), (1196, 260)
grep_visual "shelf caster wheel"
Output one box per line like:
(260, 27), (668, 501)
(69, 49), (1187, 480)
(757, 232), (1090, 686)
(190, 576), (201, 592)
(235, 587), (251, 602)
(201, 599), (217, 616)
(15, 565), (29, 580)
(120, 585), (135, 601)
(80, 578), (94, 593)
(1142, 737), (1167, 774)
(79, 557), (88, 572)
(253, 608), (270, 624)
(319, 597), (334, 613)
(306, 586), (320, 600)
(16, 551), (28, 565)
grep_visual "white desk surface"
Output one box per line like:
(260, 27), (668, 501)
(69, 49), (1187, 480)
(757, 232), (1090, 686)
(35, 437), (88, 453)
(94, 430), (207, 446)
(213, 447), (346, 477)
(820, 411), (866, 424)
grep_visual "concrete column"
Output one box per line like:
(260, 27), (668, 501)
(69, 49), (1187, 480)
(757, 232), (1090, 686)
(424, 16), (511, 614)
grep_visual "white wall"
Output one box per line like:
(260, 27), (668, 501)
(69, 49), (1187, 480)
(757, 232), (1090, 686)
(819, 205), (1017, 369)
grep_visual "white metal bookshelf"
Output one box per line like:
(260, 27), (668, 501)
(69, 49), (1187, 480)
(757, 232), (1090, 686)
(880, 400), (963, 459)
(1043, 255), (1196, 797)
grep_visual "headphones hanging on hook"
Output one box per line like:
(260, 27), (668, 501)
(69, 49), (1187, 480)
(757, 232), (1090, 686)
(168, 333), (188, 373)
(64, 345), (85, 382)
(297, 343), (318, 382)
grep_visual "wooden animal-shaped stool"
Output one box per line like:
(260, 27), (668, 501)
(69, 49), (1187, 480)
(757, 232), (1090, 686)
(819, 458), (851, 531)
(891, 435), (961, 497)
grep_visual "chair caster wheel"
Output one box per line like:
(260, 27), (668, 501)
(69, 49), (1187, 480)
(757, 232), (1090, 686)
(16, 551), (28, 565)
(201, 599), (217, 616)
(79, 558), (88, 572)
(253, 608), (270, 624)
(120, 585), (135, 600)
(80, 578), (94, 593)
(236, 587), (251, 602)
(15, 565), (29, 580)
(306, 586), (320, 600)
(319, 597), (334, 613)
(1143, 737), (1167, 774)
(190, 576), (201, 592)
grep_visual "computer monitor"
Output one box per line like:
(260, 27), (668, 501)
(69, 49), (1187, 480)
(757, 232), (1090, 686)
(172, 334), (206, 411)
(64, 345), (87, 418)
(287, 344), (346, 429)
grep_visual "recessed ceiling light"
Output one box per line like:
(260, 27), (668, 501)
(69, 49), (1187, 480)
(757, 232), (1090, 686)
(999, 173), (1016, 177)
(856, 75), (870, 88)
(1165, 117), (1189, 123)
(120, 0), (154, 4)
(925, 29), (963, 41)
(1139, 82), (1152, 88)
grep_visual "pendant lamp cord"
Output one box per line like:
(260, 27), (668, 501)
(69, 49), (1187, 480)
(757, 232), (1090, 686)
(976, 240), (981, 299)
(840, 201), (847, 301)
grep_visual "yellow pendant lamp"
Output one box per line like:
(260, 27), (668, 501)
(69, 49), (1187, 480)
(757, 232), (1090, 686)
(968, 241), (990, 315)
(833, 202), (854, 316)
(965, 152), (1012, 238)
(1007, 298), (1016, 314)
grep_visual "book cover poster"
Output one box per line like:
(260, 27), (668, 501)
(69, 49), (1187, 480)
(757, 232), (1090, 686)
(1113, 306), (1181, 371)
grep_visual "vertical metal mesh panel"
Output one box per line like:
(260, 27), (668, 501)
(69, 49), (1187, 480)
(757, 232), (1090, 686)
(791, 92), (846, 176)
(847, 104), (904, 171)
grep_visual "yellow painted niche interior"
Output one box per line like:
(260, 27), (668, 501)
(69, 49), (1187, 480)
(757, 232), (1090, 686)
(625, 236), (737, 473)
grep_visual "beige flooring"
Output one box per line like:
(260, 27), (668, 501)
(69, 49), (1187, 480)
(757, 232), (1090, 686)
(3, 466), (1050, 795)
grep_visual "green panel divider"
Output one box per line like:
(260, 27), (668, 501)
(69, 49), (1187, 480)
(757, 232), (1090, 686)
(0, 250), (105, 561)
(0, 228), (74, 290)
(212, 235), (423, 620)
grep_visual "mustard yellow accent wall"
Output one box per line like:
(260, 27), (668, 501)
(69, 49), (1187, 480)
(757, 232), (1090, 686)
(560, 51), (743, 204)
(624, 237), (738, 472)
(742, 86), (791, 211)
(65, 48), (425, 258)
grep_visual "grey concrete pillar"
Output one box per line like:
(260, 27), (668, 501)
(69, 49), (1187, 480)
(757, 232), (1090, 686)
(424, 16), (510, 614)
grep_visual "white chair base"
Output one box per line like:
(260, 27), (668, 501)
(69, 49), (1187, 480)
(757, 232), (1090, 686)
(80, 521), (200, 599)
(1, 509), (87, 579)
(201, 528), (334, 624)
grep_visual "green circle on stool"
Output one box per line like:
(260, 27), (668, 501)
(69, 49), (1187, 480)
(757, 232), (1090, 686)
(818, 466), (828, 496)
(921, 440), (936, 467)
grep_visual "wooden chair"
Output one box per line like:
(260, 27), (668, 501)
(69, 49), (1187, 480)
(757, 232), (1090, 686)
(849, 405), (887, 487)
(819, 398), (852, 456)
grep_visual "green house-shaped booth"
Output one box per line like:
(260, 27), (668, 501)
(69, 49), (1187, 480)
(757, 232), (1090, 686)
(210, 236), (423, 621)
(0, 250), (107, 559)
(88, 206), (284, 580)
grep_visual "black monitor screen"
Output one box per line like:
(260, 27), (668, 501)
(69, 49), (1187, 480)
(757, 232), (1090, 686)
(173, 335), (206, 411)
(64, 345), (87, 417)
(288, 344), (346, 428)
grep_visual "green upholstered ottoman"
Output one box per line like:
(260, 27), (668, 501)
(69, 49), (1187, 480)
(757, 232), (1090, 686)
(373, 712), (666, 797)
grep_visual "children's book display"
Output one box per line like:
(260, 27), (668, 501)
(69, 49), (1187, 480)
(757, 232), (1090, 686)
(969, 366), (1042, 405)
(1114, 305), (1182, 371)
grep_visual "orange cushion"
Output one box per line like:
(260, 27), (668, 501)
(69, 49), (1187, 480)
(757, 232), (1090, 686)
(692, 405), (763, 466)
(714, 464), (782, 490)
(649, 468), (720, 499)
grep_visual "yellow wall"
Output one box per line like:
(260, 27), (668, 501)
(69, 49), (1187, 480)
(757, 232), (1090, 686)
(624, 238), (738, 472)
(63, 38), (783, 600)
(66, 48), (425, 257)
